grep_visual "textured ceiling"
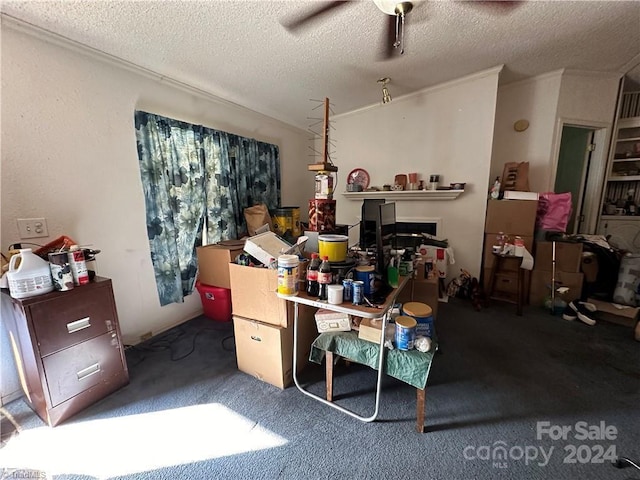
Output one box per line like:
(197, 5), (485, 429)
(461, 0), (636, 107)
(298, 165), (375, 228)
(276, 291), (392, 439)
(2, 0), (639, 128)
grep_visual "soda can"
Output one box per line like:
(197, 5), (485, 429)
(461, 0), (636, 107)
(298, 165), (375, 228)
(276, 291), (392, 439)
(352, 280), (364, 305)
(342, 278), (353, 302)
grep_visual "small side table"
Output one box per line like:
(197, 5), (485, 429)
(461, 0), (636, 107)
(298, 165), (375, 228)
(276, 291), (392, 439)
(487, 253), (525, 316)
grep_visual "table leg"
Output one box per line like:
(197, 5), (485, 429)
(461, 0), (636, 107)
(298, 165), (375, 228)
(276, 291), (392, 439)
(326, 351), (334, 402)
(416, 387), (426, 433)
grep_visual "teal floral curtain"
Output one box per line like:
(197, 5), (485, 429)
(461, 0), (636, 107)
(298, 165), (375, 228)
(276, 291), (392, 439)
(134, 111), (280, 306)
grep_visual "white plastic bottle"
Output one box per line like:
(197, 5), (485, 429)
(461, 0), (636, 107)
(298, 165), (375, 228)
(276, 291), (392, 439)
(7, 248), (54, 299)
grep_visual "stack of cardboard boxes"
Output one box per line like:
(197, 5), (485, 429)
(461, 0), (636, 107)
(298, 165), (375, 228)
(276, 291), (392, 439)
(229, 263), (318, 389)
(529, 241), (584, 307)
(482, 199), (538, 300)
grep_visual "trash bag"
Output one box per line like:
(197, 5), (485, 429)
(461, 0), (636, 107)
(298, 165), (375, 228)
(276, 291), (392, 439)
(536, 192), (572, 232)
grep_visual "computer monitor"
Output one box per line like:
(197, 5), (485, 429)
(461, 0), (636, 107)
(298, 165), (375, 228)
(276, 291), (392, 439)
(376, 202), (397, 280)
(360, 199), (385, 249)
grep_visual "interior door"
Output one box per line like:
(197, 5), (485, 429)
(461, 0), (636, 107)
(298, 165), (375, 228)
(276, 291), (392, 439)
(554, 126), (595, 234)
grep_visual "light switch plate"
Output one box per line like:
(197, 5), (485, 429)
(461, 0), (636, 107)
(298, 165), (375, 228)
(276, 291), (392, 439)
(17, 218), (49, 239)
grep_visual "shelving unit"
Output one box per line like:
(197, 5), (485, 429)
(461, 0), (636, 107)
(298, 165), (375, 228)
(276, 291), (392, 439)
(342, 189), (464, 201)
(600, 90), (640, 250)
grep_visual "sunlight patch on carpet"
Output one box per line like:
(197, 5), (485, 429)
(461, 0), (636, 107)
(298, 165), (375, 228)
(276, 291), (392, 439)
(0, 403), (288, 478)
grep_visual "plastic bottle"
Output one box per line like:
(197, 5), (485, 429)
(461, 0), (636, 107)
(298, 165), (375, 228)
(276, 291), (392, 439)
(489, 176), (501, 199)
(7, 248), (54, 299)
(306, 253), (321, 297)
(317, 255), (332, 300)
(68, 245), (90, 286)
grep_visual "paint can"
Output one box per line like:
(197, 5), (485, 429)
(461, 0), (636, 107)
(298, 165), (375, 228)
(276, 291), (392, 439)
(394, 315), (417, 351)
(355, 265), (376, 296)
(277, 254), (299, 296)
(48, 251), (74, 291)
(402, 302), (434, 338)
(283, 206), (301, 237)
(68, 245), (90, 286)
(272, 208), (292, 237)
(352, 280), (364, 305)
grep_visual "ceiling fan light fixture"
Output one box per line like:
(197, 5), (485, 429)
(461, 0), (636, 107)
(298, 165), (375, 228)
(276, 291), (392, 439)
(378, 77), (392, 104)
(373, 0), (399, 15)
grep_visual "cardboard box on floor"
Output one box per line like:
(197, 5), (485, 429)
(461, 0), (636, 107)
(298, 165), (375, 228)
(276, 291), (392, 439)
(587, 298), (639, 328)
(529, 269), (584, 307)
(196, 240), (245, 289)
(485, 199), (539, 236)
(533, 241), (583, 273)
(233, 305), (318, 389)
(397, 275), (439, 319)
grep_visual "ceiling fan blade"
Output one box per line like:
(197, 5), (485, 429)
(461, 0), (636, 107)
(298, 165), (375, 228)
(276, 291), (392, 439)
(378, 14), (396, 60)
(281, 1), (352, 32)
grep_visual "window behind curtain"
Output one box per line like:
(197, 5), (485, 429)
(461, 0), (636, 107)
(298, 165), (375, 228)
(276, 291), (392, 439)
(135, 111), (280, 306)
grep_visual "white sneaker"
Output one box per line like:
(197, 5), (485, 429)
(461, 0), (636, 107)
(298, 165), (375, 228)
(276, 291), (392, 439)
(562, 305), (577, 321)
(569, 301), (596, 326)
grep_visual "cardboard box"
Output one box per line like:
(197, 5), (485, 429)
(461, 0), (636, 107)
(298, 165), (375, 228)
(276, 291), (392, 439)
(358, 318), (384, 343)
(244, 231), (295, 266)
(503, 191), (539, 201)
(418, 245), (448, 279)
(229, 263), (291, 328)
(196, 241), (245, 289)
(485, 199), (539, 236)
(534, 241), (583, 273)
(397, 276), (439, 319)
(586, 298), (639, 328)
(529, 270), (584, 307)
(315, 309), (351, 333)
(233, 308), (318, 389)
(483, 234), (534, 271)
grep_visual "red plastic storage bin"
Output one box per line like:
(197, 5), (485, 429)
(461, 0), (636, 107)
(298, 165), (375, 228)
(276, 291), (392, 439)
(195, 281), (232, 322)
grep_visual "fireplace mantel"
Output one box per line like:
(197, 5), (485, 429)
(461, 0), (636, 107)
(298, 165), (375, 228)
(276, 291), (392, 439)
(342, 189), (464, 201)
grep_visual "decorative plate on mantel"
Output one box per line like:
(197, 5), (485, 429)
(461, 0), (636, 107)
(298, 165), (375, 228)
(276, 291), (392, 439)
(347, 168), (370, 190)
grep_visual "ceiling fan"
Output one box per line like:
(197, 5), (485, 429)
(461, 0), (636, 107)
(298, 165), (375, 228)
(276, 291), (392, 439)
(282, 1), (418, 59)
(282, 1), (522, 60)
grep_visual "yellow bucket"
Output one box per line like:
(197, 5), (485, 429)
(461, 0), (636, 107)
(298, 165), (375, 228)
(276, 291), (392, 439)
(318, 234), (348, 262)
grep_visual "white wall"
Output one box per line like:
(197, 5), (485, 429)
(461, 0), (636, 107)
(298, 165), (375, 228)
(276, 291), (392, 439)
(491, 71), (563, 192)
(0, 24), (310, 345)
(492, 69), (620, 233)
(332, 67), (502, 281)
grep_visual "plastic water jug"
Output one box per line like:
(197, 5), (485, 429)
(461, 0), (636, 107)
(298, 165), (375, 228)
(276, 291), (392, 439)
(7, 248), (54, 299)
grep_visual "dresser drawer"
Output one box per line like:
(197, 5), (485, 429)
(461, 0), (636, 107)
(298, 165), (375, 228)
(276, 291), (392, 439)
(42, 331), (125, 407)
(29, 285), (115, 356)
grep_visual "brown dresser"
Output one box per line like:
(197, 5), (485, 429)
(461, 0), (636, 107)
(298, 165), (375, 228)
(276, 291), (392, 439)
(2, 276), (129, 426)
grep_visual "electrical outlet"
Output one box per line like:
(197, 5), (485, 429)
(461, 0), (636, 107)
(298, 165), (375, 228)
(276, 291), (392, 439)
(140, 331), (153, 342)
(17, 218), (49, 239)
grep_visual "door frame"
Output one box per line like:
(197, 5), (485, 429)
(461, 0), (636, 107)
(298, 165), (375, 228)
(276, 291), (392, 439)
(549, 117), (611, 234)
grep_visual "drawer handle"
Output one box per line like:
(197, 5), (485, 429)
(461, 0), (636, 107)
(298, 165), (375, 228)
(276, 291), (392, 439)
(67, 317), (91, 334)
(77, 362), (101, 381)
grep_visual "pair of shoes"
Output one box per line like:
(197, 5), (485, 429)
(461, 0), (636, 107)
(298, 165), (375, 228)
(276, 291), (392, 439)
(569, 300), (597, 326)
(562, 305), (577, 321)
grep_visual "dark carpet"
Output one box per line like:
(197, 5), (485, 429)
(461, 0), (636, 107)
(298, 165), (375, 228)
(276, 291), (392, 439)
(1, 298), (639, 480)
